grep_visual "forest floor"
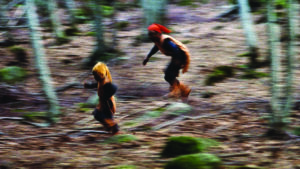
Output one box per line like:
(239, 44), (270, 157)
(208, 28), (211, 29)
(0, 1), (300, 169)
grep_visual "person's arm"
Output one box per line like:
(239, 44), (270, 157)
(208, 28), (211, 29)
(143, 45), (159, 65)
(102, 83), (118, 100)
(84, 81), (98, 89)
(163, 38), (182, 57)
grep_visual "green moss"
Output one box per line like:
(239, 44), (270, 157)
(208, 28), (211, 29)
(111, 165), (137, 169)
(143, 111), (163, 118)
(104, 134), (137, 144)
(0, 66), (27, 84)
(79, 108), (93, 113)
(204, 66), (234, 86)
(165, 103), (192, 116)
(238, 52), (252, 57)
(293, 126), (300, 136)
(101, 5), (114, 17)
(9, 46), (26, 54)
(122, 121), (139, 127)
(115, 21), (129, 30)
(23, 111), (47, 121)
(161, 136), (219, 158)
(241, 70), (269, 79)
(85, 31), (96, 36)
(181, 40), (192, 44)
(164, 153), (222, 169)
(213, 25), (224, 30)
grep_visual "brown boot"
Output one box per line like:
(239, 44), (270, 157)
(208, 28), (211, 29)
(168, 83), (181, 98)
(179, 83), (191, 99)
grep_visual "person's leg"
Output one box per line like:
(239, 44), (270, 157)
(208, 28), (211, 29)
(164, 60), (181, 98)
(92, 108), (119, 134)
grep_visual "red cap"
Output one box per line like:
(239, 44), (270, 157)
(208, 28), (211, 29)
(148, 23), (171, 34)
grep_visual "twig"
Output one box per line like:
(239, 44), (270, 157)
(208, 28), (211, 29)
(0, 117), (23, 120)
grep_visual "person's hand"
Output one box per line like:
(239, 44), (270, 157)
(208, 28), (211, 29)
(143, 58), (149, 66)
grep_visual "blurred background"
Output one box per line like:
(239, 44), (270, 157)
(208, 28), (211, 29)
(0, 0), (299, 168)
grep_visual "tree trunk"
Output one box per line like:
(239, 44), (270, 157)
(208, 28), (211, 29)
(237, 0), (259, 68)
(0, 0), (14, 45)
(47, 0), (66, 43)
(282, 0), (297, 116)
(83, 0), (106, 67)
(26, 0), (60, 123)
(267, 0), (292, 137)
(65, 0), (77, 26)
(141, 0), (168, 38)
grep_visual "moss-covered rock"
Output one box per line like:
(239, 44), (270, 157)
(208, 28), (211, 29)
(204, 66), (234, 86)
(165, 102), (192, 116)
(164, 153), (222, 169)
(0, 66), (27, 84)
(104, 134), (137, 144)
(161, 136), (219, 158)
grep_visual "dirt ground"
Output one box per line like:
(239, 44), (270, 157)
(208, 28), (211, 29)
(0, 1), (300, 168)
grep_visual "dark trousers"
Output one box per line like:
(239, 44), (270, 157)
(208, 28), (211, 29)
(92, 108), (119, 134)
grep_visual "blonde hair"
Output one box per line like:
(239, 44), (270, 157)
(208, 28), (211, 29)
(92, 62), (112, 83)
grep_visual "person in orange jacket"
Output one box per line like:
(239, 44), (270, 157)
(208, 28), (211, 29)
(84, 62), (119, 135)
(143, 23), (191, 99)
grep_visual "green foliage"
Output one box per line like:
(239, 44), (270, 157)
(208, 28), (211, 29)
(111, 165), (137, 169)
(238, 52), (252, 57)
(85, 31), (96, 36)
(104, 134), (137, 144)
(74, 8), (92, 23)
(241, 69), (269, 79)
(64, 26), (80, 36)
(101, 5), (114, 17)
(213, 25), (224, 30)
(23, 111), (47, 121)
(181, 40), (192, 44)
(0, 66), (27, 84)
(143, 110), (164, 118)
(161, 136), (219, 158)
(293, 126), (300, 136)
(9, 46), (26, 55)
(204, 66), (234, 86)
(115, 21), (129, 30)
(164, 153), (222, 169)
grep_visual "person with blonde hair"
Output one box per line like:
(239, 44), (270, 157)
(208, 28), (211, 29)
(84, 62), (119, 135)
